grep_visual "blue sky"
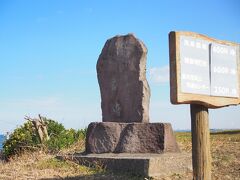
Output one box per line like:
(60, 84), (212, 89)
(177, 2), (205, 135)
(0, 0), (239, 133)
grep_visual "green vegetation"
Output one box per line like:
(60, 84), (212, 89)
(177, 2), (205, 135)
(2, 118), (87, 158)
(3, 121), (40, 158)
(45, 119), (86, 152)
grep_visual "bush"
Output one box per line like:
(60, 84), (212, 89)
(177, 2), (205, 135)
(3, 118), (86, 158)
(3, 121), (40, 158)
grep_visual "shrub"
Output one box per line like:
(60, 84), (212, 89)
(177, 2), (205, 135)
(3, 118), (86, 158)
(46, 127), (79, 152)
(3, 121), (40, 158)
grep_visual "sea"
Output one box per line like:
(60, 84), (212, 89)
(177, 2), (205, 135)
(0, 135), (5, 150)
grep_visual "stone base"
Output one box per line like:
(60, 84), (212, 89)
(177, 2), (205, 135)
(57, 153), (192, 178)
(85, 122), (180, 153)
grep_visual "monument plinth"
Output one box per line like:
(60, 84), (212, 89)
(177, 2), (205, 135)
(86, 122), (179, 154)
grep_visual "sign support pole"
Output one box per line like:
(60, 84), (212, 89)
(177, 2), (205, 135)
(190, 104), (211, 180)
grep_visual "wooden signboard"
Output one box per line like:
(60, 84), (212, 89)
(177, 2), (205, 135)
(169, 31), (240, 180)
(169, 31), (240, 108)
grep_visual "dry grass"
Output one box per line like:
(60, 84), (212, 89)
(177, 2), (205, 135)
(0, 151), (97, 180)
(0, 130), (239, 180)
(176, 130), (240, 180)
(0, 139), (98, 180)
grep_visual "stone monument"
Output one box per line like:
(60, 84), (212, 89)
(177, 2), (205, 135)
(58, 34), (192, 178)
(85, 34), (179, 154)
(96, 34), (150, 123)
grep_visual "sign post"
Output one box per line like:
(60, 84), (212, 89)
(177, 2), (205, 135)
(191, 104), (211, 179)
(169, 31), (240, 180)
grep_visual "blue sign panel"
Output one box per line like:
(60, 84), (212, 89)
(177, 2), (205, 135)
(211, 43), (239, 97)
(179, 35), (239, 98)
(180, 36), (210, 95)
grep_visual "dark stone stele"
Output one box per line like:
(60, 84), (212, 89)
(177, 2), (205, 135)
(97, 34), (150, 123)
(85, 122), (180, 154)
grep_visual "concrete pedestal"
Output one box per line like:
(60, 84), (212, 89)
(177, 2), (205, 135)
(57, 152), (192, 178)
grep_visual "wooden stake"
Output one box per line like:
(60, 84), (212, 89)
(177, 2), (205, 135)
(190, 104), (211, 180)
(25, 115), (49, 143)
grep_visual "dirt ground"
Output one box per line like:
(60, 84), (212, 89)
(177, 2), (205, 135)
(0, 130), (239, 180)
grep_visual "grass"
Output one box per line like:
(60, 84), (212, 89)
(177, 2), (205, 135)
(0, 130), (239, 179)
(176, 130), (240, 180)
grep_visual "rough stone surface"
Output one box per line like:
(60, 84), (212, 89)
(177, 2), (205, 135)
(85, 122), (180, 154)
(97, 34), (150, 123)
(85, 122), (121, 153)
(57, 152), (192, 178)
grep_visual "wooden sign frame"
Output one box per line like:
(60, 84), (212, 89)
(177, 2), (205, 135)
(169, 31), (240, 108)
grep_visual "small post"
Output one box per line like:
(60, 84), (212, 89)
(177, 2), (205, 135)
(190, 104), (211, 180)
(25, 115), (49, 143)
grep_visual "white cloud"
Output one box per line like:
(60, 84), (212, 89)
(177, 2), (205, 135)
(149, 66), (169, 83)
(0, 96), (101, 133)
(2, 97), (60, 109)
